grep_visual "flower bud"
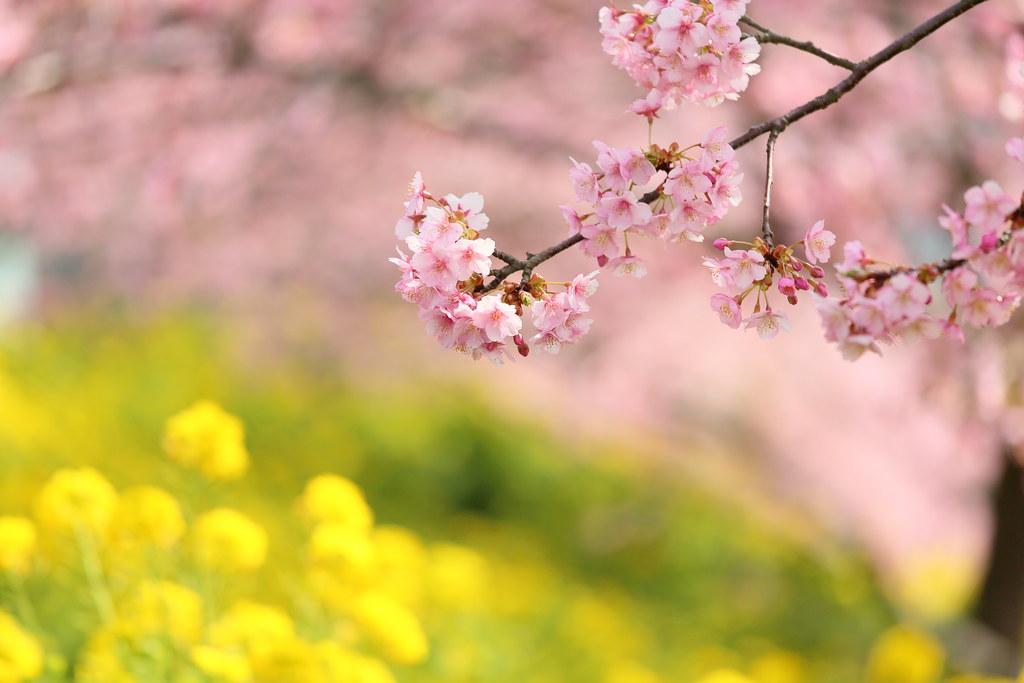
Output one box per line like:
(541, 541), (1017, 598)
(713, 238), (730, 250)
(787, 294), (799, 306)
(814, 282), (829, 297)
(810, 266), (826, 279)
(597, 255), (609, 268)
(794, 276), (810, 291)
(778, 277), (796, 296)
(980, 231), (1000, 252)
(791, 260), (803, 272)
(514, 335), (530, 357)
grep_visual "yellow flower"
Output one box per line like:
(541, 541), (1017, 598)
(33, 467), (118, 536)
(299, 475), (373, 532)
(749, 651), (806, 683)
(317, 642), (396, 683)
(309, 522), (374, 582)
(75, 626), (135, 683)
(894, 554), (974, 622)
(606, 661), (662, 683)
(351, 592), (428, 665)
(210, 601), (295, 653)
(0, 517), (36, 575)
(865, 626), (945, 683)
(194, 508), (268, 572)
(191, 645), (252, 683)
(694, 671), (756, 683)
(164, 401), (249, 481)
(118, 580), (204, 645)
(370, 525), (426, 606)
(427, 543), (488, 610)
(0, 610), (43, 683)
(112, 485), (186, 549)
(249, 636), (327, 683)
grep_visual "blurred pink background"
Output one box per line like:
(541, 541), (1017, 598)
(2, 0), (1024, 592)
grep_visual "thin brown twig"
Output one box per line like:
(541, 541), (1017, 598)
(761, 129), (780, 247)
(739, 16), (857, 71)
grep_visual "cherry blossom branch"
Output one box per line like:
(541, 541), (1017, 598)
(858, 205), (1024, 285)
(729, 0), (990, 149)
(473, 0), (989, 294)
(760, 129), (780, 247)
(739, 16), (856, 71)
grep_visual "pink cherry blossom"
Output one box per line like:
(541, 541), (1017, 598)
(722, 247), (767, 291)
(569, 158), (601, 204)
(803, 220), (836, 265)
(1007, 137), (1024, 163)
(877, 273), (930, 322)
(745, 310), (790, 339)
(471, 296), (523, 342)
(598, 193), (652, 231)
(609, 254), (647, 278)
(710, 293), (742, 329)
(964, 181), (1015, 233)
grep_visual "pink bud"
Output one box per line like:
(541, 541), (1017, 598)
(787, 295), (799, 306)
(814, 282), (829, 297)
(597, 255), (609, 268)
(794, 276), (810, 291)
(791, 260), (803, 272)
(713, 237), (730, 250)
(778, 276), (796, 296)
(514, 334), (530, 357)
(810, 266), (826, 279)
(980, 231), (1000, 252)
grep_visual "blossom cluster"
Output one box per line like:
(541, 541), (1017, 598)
(598, 0), (761, 117)
(392, 174), (600, 361)
(816, 178), (1024, 359)
(704, 177), (1024, 359)
(704, 220), (835, 339)
(563, 127), (743, 276)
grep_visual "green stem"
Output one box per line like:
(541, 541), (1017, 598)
(5, 570), (43, 635)
(74, 526), (116, 623)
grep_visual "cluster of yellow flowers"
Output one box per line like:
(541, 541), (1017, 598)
(0, 401), (447, 683)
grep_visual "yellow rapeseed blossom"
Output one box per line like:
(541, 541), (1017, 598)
(33, 467), (118, 536)
(427, 542), (488, 609)
(299, 474), (373, 532)
(694, 670), (756, 683)
(0, 610), (44, 683)
(249, 635), (327, 683)
(210, 600), (296, 653)
(606, 661), (662, 683)
(865, 626), (945, 683)
(112, 485), (186, 549)
(318, 642), (396, 683)
(0, 516), (36, 575)
(894, 554), (974, 622)
(164, 400), (249, 481)
(309, 521), (374, 581)
(75, 627), (134, 683)
(370, 525), (427, 606)
(191, 645), (253, 683)
(351, 591), (429, 665)
(194, 507), (268, 572)
(749, 651), (807, 683)
(118, 580), (204, 645)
